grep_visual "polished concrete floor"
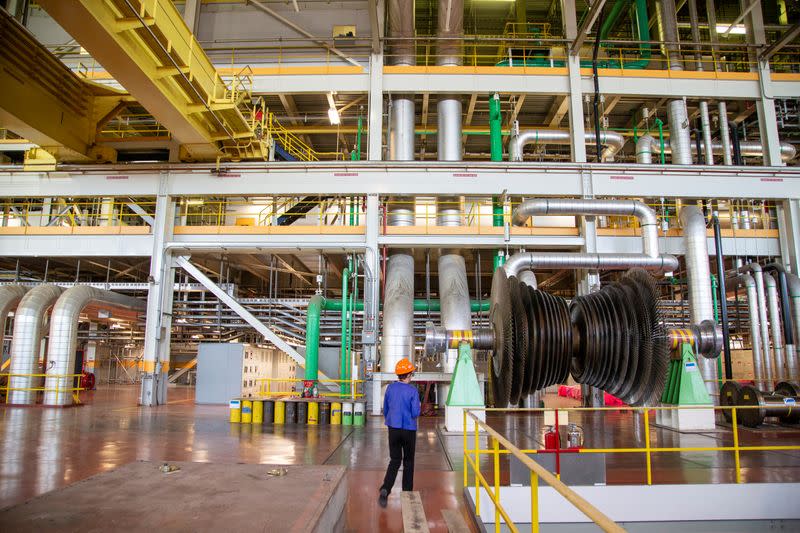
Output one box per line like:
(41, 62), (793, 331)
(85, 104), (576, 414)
(2, 385), (800, 532)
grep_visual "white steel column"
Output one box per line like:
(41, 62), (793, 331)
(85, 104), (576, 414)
(743, 0), (783, 166)
(778, 199), (800, 274)
(562, 0), (587, 163)
(368, 53), (384, 161)
(367, 0), (385, 161)
(140, 180), (176, 406)
(364, 194), (381, 414)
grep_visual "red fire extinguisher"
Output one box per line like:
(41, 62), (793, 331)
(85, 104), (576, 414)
(544, 425), (558, 450)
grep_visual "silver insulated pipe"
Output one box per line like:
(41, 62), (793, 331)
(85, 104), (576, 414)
(511, 198), (660, 258)
(43, 287), (144, 405)
(785, 272), (800, 381)
(669, 99), (693, 165)
(635, 136), (796, 163)
(0, 285), (28, 349)
(727, 273), (764, 385)
(766, 274), (786, 381)
(388, 0), (415, 161)
(739, 263), (774, 384)
(699, 101), (714, 165)
(381, 253), (415, 370)
(436, 0), (463, 161)
(679, 205), (717, 397)
(504, 252), (678, 277)
(8, 285), (63, 405)
(718, 102), (733, 165)
(509, 130), (625, 162)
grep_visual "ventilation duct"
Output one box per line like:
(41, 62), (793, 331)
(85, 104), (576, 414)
(388, 0), (415, 161)
(738, 263), (774, 384)
(509, 130), (625, 162)
(7, 285), (63, 405)
(679, 205), (717, 397)
(43, 287), (145, 405)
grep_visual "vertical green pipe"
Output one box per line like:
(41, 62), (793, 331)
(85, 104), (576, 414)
(339, 258), (351, 396)
(489, 93), (505, 272)
(304, 294), (324, 382)
(655, 118), (665, 164)
(493, 252), (506, 272)
(347, 258), (359, 397)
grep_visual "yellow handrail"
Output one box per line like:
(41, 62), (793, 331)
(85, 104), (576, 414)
(464, 410), (624, 533)
(254, 377), (364, 399)
(464, 404), (800, 532)
(1, 372), (85, 405)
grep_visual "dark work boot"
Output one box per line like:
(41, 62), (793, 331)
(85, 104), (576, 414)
(378, 488), (389, 508)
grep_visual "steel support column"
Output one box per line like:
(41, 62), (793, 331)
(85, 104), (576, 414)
(368, 52), (384, 161)
(778, 200), (800, 274)
(140, 186), (175, 406)
(742, 0), (784, 166)
(562, 0), (587, 163)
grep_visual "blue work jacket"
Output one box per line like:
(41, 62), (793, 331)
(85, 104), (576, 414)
(383, 381), (421, 431)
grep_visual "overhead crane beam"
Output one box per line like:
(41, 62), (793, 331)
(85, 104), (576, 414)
(37, 0), (261, 161)
(0, 9), (128, 167)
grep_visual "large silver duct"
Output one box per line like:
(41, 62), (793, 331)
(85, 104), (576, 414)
(718, 102), (733, 165)
(766, 274), (786, 381)
(43, 287), (145, 405)
(785, 272), (800, 381)
(381, 253), (415, 370)
(660, 0), (683, 69)
(739, 264), (774, 384)
(388, 0), (416, 162)
(668, 99), (693, 165)
(509, 130), (625, 162)
(7, 285), (63, 405)
(518, 270), (538, 289)
(636, 134), (658, 164)
(699, 101), (714, 165)
(727, 273), (764, 385)
(679, 205), (717, 397)
(504, 252), (678, 277)
(436, 0), (463, 161)
(0, 285), (28, 349)
(512, 198), (659, 258)
(438, 254), (472, 334)
(635, 135), (796, 163)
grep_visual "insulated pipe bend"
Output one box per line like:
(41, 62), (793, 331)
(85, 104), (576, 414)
(509, 130), (625, 162)
(511, 198), (660, 258)
(635, 136), (796, 163)
(0, 285), (28, 348)
(8, 285), (63, 405)
(503, 252), (679, 277)
(43, 287), (145, 405)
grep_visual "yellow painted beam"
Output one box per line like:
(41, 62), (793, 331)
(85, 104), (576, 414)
(37, 0), (259, 161)
(0, 9), (128, 164)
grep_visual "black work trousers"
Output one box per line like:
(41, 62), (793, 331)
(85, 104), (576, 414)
(380, 427), (416, 493)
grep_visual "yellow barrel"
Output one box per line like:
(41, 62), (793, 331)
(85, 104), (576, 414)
(229, 399), (242, 423)
(241, 400), (253, 424)
(331, 402), (342, 425)
(252, 400), (263, 424)
(274, 400), (286, 424)
(308, 402), (319, 425)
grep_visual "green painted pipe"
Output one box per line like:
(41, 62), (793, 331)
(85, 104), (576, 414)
(489, 92), (504, 230)
(655, 118), (666, 164)
(321, 299), (489, 312)
(304, 294), (323, 381)
(339, 258), (351, 395)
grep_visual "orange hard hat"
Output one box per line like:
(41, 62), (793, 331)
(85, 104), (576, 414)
(395, 358), (416, 375)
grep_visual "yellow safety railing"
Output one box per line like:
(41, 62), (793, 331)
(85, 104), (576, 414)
(0, 198), (156, 228)
(174, 195), (366, 228)
(1, 373), (85, 405)
(255, 377), (364, 399)
(463, 409), (623, 533)
(463, 405), (800, 532)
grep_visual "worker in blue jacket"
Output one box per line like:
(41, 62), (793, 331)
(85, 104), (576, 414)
(378, 357), (421, 508)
